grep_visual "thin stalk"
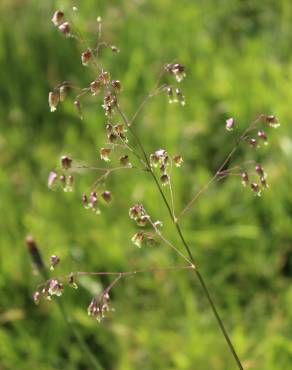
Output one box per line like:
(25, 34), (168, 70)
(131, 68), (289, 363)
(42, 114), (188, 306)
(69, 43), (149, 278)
(116, 104), (244, 370)
(168, 159), (176, 218)
(151, 163), (244, 370)
(152, 166), (244, 369)
(37, 264), (193, 289)
(77, 264), (192, 277)
(175, 222), (243, 369)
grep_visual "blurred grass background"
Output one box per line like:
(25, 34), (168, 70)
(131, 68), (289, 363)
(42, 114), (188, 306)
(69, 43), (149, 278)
(0, 0), (292, 369)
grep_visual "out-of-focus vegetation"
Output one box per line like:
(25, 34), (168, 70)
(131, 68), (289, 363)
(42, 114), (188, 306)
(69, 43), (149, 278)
(0, 0), (292, 369)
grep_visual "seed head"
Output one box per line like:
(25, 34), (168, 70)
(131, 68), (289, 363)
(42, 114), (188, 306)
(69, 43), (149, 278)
(101, 191), (112, 203)
(160, 173), (170, 186)
(51, 10), (64, 26)
(81, 49), (92, 66)
(153, 220), (163, 229)
(113, 123), (127, 138)
(136, 215), (149, 227)
(110, 45), (120, 53)
(251, 182), (261, 196)
(255, 164), (264, 177)
(241, 171), (249, 187)
(48, 91), (60, 112)
(150, 149), (168, 168)
(165, 63), (186, 82)
(50, 255), (60, 271)
(108, 133), (118, 143)
(88, 298), (98, 317)
(100, 148), (111, 162)
(102, 91), (116, 117)
(33, 291), (41, 305)
(175, 88), (185, 106)
(261, 176), (269, 188)
(48, 171), (58, 189)
(90, 192), (98, 207)
(166, 86), (174, 103)
(74, 99), (83, 118)
(59, 82), (69, 101)
(225, 117), (235, 131)
(59, 174), (66, 185)
(82, 193), (89, 209)
(89, 192), (100, 214)
(61, 155), (72, 170)
(119, 154), (130, 166)
(129, 204), (145, 220)
(131, 232), (145, 248)
(150, 153), (160, 167)
(249, 138), (258, 148)
(146, 236), (156, 247)
(68, 272), (78, 289)
(64, 175), (74, 192)
(257, 129), (268, 145)
(263, 114), (280, 128)
(41, 287), (51, 301)
(90, 80), (102, 96)
(87, 295), (113, 322)
(111, 80), (121, 92)
(58, 22), (70, 36)
(173, 155), (183, 167)
(48, 279), (64, 297)
(99, 71), (111, 85)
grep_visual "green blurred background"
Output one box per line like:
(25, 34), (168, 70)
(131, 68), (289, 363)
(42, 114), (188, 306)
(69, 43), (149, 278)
(0, 0), (292, 369)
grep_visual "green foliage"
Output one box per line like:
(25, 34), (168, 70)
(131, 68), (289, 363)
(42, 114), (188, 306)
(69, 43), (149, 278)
(0, 0), (292, 369)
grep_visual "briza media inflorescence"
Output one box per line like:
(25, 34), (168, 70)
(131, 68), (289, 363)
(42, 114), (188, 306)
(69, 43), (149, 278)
(29, 7), (281, 370)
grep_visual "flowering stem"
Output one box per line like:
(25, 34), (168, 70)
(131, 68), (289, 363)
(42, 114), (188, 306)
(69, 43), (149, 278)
(116, 104), (244, 370)
(151, 165), (244, 370)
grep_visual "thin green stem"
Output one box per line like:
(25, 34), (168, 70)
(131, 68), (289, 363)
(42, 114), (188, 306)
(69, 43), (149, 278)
(152, 168), (244, 370)
(154, 171), (244, 369)
(116, 104), (244, 370)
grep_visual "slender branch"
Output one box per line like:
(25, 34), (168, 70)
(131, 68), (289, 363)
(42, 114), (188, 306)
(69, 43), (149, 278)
(116, 135), (148, 167)
(129, 63), (167, 127)
(147, 215), (193, 265)
(76, 264), (193, 277)
(90, 170), (110, 190)
(89, 165), (145, 190)
(168, 158), (176, 219)
(129, 84), (167, 127)
(178, 145), (237, 220)
(178, 115), (264, 219)
(36, 264), (193, 290)
(75, 164), (137, 172)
